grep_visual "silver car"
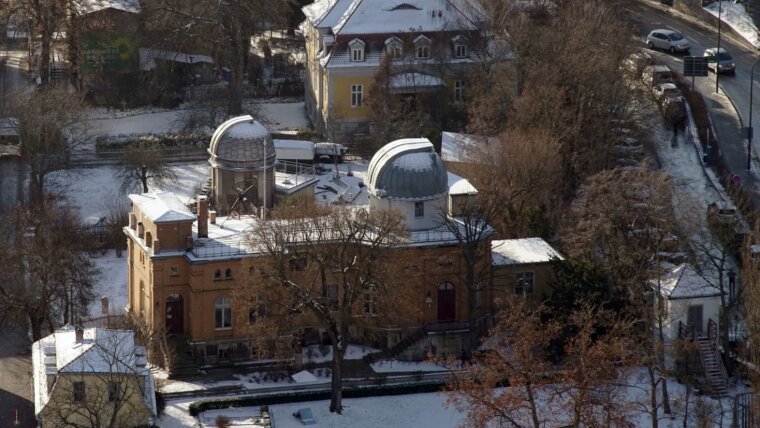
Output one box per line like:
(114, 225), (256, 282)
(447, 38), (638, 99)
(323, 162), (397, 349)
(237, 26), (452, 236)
(646, 29), (690, 54)
(704, 48), (736, 74)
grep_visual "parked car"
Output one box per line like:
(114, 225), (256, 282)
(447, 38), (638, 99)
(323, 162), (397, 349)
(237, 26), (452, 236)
(646, 29), (690, 54)
(0, 117), (20, 159)
(652, 83), (682, 102)
(707, 201), (750, 249)
(642, 64), (673, 87)
(703, 47), (736, 74)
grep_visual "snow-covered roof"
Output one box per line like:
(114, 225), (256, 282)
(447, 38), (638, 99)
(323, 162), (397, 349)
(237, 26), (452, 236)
(440, 131), (495, 163)
(32, 326), (156, 418)
(331, 0), (481, 35)
(367, 138), (448, 200)
(389, 72), (445, 90)
(651, 263), (722, 300)
(139, 48), (213, 71)
(129, 192), (196, 223)
(77, 0), (141, 14)
(491, 238), (563, 266)
(447, 171), (477, 195)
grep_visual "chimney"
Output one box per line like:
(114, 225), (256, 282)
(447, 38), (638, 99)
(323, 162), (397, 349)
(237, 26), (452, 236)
(101, 297), (109, 315)
(75, 326), (84, 344)
(197, 196), (208, 238)
(209, 210), (217, 224)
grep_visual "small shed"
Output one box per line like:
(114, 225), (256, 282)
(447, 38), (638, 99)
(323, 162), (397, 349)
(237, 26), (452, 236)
(491, 238), (563, 302)
(649, 263), (723, 341)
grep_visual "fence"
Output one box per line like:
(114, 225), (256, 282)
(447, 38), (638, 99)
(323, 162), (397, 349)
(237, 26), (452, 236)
(68, 147), (208, 167)
(734, 392), (758, 428)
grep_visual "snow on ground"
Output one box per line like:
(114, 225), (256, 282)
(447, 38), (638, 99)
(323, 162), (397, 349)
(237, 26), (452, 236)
(705, 1), (760, 48)
(159, 367), (739, 428)
(51, 162), (209, 218)
(88, 251), (129, 317)
(257, 102), (309, 130)
(85, 101), (308, 138)
(370, 360), (448, 373)
(302, 344), (377, 364)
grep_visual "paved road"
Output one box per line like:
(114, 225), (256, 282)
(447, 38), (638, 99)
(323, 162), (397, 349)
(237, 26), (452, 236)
(0, 322), (34, 428)
(624, 0), (760, 205)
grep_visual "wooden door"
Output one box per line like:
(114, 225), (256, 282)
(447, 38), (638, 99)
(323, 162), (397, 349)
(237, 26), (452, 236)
(437, 283), (456, 322)
(166, 294), (184, 335)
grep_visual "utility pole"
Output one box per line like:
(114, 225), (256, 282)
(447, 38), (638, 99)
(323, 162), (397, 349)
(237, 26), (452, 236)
(716, 0), (723, 94)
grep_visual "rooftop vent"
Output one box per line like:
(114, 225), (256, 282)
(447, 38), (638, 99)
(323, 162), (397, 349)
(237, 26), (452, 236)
(390, 3), (421, 11)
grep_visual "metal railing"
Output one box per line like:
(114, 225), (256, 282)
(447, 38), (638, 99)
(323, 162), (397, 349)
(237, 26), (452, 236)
(68, 147), (208, 166)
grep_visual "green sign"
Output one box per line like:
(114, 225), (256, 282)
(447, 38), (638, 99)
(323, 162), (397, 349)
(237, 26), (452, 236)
(83, 33), (137, 71)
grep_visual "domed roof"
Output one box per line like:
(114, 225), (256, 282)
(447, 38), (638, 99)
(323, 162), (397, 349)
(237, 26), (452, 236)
(208, 115), (276, 171)
(367, 138), (448, 199)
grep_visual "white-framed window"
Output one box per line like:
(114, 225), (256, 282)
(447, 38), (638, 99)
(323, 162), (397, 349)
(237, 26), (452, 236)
(349, 38), (365, 62)
(455, 44), (467, 58)
(515, 272), (535, 295)
(455, 80), (465, 102)
(363, 291), (378, 316)
(414, 35), (431, 59)
(385, 36), (403, 59)
(215, 297), (232, 329)
(351, 84), (363, 107)
(414, 201), (424, 217)
(452, 35), (468, 58)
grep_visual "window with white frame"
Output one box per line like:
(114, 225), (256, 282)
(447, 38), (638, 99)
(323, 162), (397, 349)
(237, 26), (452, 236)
(349, 38), (365, 62)
(215, 297), (232, 329)
(351, 84), (363, 107)
(363, 290), (378, 316)
(414, 35), (431, 59)
(385, 36), (403, 59)
(515, 272), (535, 295)
(455, 80), (465, 102)
(452, 35), (468, 58)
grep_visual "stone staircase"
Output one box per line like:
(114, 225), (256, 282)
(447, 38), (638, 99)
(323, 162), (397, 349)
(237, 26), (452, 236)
(697, 336), (728, 397)
(364, 327), (427, 364)
(169, 337), (201, 379)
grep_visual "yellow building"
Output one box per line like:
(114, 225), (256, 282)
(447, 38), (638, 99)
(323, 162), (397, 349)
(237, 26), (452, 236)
(32, 326), (157, 428)
(301, 0), (496, 136)
(124, 119), (494, 368)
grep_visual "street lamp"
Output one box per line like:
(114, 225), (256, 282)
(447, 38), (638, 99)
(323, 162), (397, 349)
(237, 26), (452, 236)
(716, 0), (723, 94)
(747, 59), (760, 171)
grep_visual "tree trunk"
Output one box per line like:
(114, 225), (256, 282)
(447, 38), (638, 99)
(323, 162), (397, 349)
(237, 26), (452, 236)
(682, 385), (691, 428)
(30, 314), (43, 342)
(524, 377), (541, 428)
(329, 339), (343, 413)
(29, 172), (44, 208)
(140, 166), (149, 193)
(39, 28), (52, 86)
(226, 18), (246, 115)
(647, 364), (659, 428)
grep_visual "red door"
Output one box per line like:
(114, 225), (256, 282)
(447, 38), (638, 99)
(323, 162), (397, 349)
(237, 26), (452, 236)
(437, 283), (456, 322)
(166, 294), (184, 335)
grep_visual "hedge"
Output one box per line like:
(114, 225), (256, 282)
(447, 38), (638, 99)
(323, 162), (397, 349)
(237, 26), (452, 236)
(186, 380), (446, 416)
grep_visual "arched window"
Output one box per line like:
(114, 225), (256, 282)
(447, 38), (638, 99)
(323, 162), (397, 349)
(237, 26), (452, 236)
(214, 269), (221, 280)
(215, 297), (232, 329)
(225, 268), (233, 279)
(145, 231), (153, 247)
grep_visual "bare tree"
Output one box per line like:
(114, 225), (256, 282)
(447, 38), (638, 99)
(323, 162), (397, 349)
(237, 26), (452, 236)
(446, 298), (637, 427)
(145, 0), (294, 114)
(0, 202), (99, 340)
(4, 87), (89, 207)
(245, 200), (407, 413)
(117, 142), (178, 193)
(562, 168), (682, 425)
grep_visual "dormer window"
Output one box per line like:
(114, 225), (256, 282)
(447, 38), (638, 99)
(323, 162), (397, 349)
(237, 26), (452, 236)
(452, 35), (468, 58)
(349, 38), (365, 62)
(414, 35), (431, 59)
(385, 36), (403, 59)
